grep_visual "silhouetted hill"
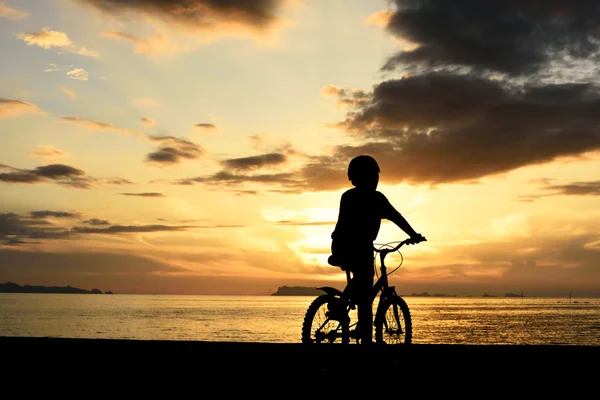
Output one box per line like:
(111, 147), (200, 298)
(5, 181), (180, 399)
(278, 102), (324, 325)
(0, 282), (107, 294)
(271, 286), (325, 296)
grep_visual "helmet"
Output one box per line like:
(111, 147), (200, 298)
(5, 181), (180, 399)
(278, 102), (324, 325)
(347, 155), (380, 182)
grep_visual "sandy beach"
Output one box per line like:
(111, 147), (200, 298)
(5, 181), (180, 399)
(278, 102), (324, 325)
(2, 336), (598, 392)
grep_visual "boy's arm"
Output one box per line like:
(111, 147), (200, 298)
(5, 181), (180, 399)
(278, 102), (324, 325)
(380, 193), (423, 239)
(388, 208), (420, 238)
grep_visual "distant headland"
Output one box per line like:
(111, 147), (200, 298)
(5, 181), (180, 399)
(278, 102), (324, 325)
(270, 286), (528, 298)
(0, 282), (113, 295)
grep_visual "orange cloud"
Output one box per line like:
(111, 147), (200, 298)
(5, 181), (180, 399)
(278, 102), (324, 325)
(16, 28), (99, 57)
(17, 27), (72, 49)
(62, 88), (76, 99)
(102, 31), (190, 56)
(140, 117), (156, 128)
(29, 145), (68, 159)
(61, 117), (140, 136)
(0, 97), (45, 118)
(365, 10), (394, 27)
(0, 2), (28, 19)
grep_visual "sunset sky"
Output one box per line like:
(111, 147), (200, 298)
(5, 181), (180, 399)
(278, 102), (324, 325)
(1, 0), (599, 297)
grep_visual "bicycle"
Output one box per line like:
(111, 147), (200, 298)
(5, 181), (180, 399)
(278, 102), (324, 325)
(301, 237), (425, 345)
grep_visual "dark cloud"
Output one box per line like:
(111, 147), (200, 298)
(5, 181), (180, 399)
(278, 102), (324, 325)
(120, 192), (165, 197)
(544, 180), (600, 196)
(168, 151), (352, 193)
(146, 135), (204, 165)
(221, 153), (287, 171)
(83, 218), (110, 225)
(30, 211), (80, 219)
(0, 212), (207, 245)
(71, 224), (194, 234)
(0, 213), (71, 243)
(330, 73), (600, 185)
(383, 0), (600, 76)
(104, 178), (135, 185)
(174, 170), (300, 187)
(77, 0), (289, 33)
(195, 123), (216, 130)
(0, 163), (93, 189)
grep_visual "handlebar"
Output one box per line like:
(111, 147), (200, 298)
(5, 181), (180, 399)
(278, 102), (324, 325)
(373, 236), (426, 264)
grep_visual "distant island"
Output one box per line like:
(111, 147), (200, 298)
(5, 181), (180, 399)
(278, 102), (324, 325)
(271, 286), (326, 296)
(0, 282), (112, 294)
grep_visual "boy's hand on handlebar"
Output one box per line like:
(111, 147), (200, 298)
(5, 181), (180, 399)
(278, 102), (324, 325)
(407, 233), (426, 245)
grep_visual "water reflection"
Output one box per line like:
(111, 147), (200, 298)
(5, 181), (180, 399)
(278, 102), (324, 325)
(0, 294), (598, 345)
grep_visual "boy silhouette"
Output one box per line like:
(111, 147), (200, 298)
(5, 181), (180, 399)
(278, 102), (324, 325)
(329, 155), (426, 344)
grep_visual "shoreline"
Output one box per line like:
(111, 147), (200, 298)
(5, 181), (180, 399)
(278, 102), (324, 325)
(2, 336), (599, 390)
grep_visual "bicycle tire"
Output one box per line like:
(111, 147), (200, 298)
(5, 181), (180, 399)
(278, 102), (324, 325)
(374, 295), (412, 344)
(301, 294), (349, 345)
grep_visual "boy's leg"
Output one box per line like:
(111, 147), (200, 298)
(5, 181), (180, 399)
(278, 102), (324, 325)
(353, 268), (374, 344)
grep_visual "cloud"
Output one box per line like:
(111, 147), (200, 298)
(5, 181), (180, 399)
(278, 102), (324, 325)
(62, 88), (76, 99)
(0, 97), (44, 118)
(75, 46), (100, 57)
(66, 68), (89, 81)
(0, 212), (202, 244)
(0, 213), (71, 242)
(140, 117), (156, 127)
(83, 218), (110, 225)
(45, 63), (72, 72)
(543, 181), (600, 196)
(221, 153), (287, 171)
(78, 0), (293, 35)
(365, 10), (394, 27)
(30, 210), (80, 219)
(248, 134), (265, 150)
(194, 123), (216, 131)
(61, 116), (139, 136)
(0, 163), (93, 189)
(320, 84), (346, 97)
(321, 84), (369, 107)
(146, 135), (205, 165)
(71, 224), (192, 234)
(381, 0), (600, 77)
(46, 65), (90, 81)
(102, 31), (190, 56)
(0, 163), (134, 190)
(328, 73), (600, 185)
(16, 27), (99, 57)
(104, 178), (135, 185)
(173, 170), (301, 190)
(29, 145), (68, 159)
(0, 1), (28, 19)
(17, 27), (71, 49)
(119, 192), (165, 197)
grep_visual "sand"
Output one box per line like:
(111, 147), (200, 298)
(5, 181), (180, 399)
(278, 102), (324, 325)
(1, 337), (598, 392)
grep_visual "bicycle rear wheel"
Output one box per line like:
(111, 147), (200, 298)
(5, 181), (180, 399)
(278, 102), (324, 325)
(301, 294), (349, 345)
(374, 295), (412, 344)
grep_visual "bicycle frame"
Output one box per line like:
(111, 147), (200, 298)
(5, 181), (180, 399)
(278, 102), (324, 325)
(318, 239), (412, 307)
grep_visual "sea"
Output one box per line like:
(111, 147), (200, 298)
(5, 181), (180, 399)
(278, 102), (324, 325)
(1, 294), (599, 345)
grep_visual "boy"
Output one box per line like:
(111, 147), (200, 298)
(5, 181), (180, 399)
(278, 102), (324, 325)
(330, 155), (426, 344)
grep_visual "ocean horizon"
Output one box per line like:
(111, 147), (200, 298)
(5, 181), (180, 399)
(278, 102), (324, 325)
(1, 293), (599, 346)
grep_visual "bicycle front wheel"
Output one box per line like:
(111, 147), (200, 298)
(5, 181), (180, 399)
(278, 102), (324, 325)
(374, 295), (412, 344)
(301, 294), (349, 345)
